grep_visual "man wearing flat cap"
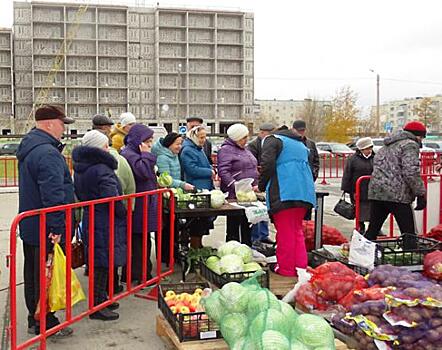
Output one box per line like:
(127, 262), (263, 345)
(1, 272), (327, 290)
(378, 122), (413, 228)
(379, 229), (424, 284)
(16, 104), (75, 337)
(92, 113), (114, 137)
(185, 116), (213, 164)
(248, 123), (275, 166)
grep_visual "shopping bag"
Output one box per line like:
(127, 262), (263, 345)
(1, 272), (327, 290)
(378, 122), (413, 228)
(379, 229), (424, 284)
(333, 193), (355, 220)
(234, 178), (257, 202)
(48, 243), (86, 312)
(348, 230), (377, 271)
(71, 225), (85, 269)
(244, 202), (269, 224)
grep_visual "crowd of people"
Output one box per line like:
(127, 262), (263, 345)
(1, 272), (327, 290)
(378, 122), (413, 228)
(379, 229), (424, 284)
(16, 103), (429, 338)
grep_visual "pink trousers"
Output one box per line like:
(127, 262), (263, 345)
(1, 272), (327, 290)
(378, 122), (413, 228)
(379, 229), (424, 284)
(273, 207), (308, 276)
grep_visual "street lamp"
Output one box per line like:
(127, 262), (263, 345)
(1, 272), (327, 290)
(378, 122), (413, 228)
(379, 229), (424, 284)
(369, 69), (380, 136)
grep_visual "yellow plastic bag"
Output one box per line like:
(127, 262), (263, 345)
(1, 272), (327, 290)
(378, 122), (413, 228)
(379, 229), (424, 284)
(48, 243), (86, 312)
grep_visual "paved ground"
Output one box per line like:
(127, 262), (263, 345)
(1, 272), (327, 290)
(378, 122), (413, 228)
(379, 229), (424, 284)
(0, 181), (379, 350)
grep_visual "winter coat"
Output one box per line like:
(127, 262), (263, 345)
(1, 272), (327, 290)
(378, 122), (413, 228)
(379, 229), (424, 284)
(152, 139), (186, 189)
(258, 129), (316, 215)
(180, 138), (214, 190)
(341, 150), (374, 201)
(109, 147), (136, 210)
(120, 124), (158, 233)
(302, 137), (320, 181)
(368, 131), (426, 204)
(17, 128), (75, 246)
(217, 138), (258, 199)
(248, 136), (263, 165)
(109, 123), (127, 152)
(183, 135), (213, 165)
(72, 146), (127, 268)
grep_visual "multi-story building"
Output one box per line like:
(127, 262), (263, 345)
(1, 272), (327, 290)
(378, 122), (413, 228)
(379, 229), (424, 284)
(374, 95), (442, 133)
(11, 1), (254, 134)
(255, 98), (331, 127)
(0, 28), (13, 134)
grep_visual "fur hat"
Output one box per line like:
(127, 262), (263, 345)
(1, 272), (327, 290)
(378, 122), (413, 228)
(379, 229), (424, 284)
(356, 137), (374, 150)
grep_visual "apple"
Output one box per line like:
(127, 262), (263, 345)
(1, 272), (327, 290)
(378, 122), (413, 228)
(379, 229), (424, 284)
(193, 288), (203, 296)
(165, 290), (176, 298)
(165, 295), (176, 303)
(183, 321), (198, 337)
(167, 299), (176, 307)
(170, 306), (178, 314)
(177, 292), (191, 303)
(179, 306), (190, 314)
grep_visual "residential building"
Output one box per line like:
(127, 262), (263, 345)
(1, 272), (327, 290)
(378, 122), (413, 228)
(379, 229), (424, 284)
(11, 1), (254, 134)
(0, 28), (13, 134)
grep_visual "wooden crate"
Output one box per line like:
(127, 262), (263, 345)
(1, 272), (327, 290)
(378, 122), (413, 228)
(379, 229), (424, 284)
(156, 314), (349, 350)
(269, 270), (297, 298)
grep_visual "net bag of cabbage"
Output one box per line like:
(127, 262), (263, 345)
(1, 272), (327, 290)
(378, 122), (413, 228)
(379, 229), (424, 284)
(201, 271), (336, 350)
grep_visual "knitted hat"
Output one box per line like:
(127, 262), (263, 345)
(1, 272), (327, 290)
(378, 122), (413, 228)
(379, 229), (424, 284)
(82, 130), (109, 149)
(227, 123), (249, 141)
(356, 137), (374, 150)
(403, 121), (427, 137)
(292, 120), (306, 130)
(120, 112), (136, 127)
(162, 132), (181, 148)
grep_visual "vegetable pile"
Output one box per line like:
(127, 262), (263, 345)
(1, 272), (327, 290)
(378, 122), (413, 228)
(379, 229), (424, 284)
(423, 250), (442, 281)
(236, 190), (257, 202)
(330, 265), (442, 350)
(201, 274), (337, 349)
(205, 241), (262, 275)
(302, 221), (348, 251)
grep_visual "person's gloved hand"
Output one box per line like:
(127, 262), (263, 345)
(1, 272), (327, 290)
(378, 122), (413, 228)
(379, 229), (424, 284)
(415, 195), (427, 211)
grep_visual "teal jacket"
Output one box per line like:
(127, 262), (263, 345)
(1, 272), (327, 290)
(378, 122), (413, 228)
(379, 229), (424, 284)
(152, 139), (186, 189)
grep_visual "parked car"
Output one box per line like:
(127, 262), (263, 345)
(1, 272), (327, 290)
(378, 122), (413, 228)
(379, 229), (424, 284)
(0, 143), (19, 156)
(316, 142), (355, 156)
(423, 140), (442, 154)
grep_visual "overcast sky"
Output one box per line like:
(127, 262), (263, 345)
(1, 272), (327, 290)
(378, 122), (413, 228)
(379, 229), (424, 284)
(2, 0), (442, 114)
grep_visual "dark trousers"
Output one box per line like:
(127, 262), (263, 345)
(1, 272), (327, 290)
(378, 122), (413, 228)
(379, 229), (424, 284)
(365, 200), (417, 249)
(161, 215), (177, 264)
(23, 242), (60, 333)
(94, 267), (109, 306)
(122, 232), (152, 283)
(226, 215), (252, 247)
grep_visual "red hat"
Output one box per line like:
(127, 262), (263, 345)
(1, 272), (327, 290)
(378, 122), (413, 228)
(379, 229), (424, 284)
(403, 121), (426, 137)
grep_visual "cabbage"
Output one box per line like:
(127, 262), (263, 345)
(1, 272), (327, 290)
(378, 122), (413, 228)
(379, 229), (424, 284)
(243, 262), (263, 272)
(236, 190), (257, 202)
(220, 282), (249, 313)
(278, 301), (299, 324)
(158, 172), (173, 187)
(290, 339), (310, 350)
(247, 290), (281, 319)
(261, 330), (290, 350)
(232, 337), (255, 350)
(219, 254), (244, 274)
(249, 309), (288, 339)
(210, 190), (226, 208)
(220, 313), (248, 345)
(293, 314), (335, 348)
(218, 240), (242, 257)
(205, 256), (221, 274)
(200, 290), (225, 323)
(232, 244), (253, 263)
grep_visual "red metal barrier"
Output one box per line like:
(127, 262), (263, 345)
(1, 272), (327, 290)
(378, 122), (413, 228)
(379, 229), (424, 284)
(354, 174), (442, 237)
(6, 189), (175, 350)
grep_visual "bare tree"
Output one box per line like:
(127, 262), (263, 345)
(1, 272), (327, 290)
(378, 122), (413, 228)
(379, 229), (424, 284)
(295, 98), (325, 140)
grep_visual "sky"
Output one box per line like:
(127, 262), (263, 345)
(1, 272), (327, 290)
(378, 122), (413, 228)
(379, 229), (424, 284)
(2, 0), (442, 114)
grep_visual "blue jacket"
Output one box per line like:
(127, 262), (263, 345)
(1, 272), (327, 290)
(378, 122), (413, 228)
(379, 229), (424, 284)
(17, 128), (75, 246)
(152, 139), (185, 189)
(258, 130), (316, 215)
(180, 138), (214, 190)
(72, 146), (127, 268)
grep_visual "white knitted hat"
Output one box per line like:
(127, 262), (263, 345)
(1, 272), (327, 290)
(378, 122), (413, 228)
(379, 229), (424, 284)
(227, 123), (249, 141)
(120, 112), (136, 127)
(82, 130), (109, 149)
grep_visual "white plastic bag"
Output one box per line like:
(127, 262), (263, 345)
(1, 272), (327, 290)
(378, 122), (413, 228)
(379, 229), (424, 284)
(282, 268), (311, 303)
(244, 202), (269, 224)
(348, 230), (377, 270)
(234, 178), (257, 202)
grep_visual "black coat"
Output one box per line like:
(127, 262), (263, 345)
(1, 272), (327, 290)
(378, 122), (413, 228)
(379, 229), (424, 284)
(73, 146), (127, 268)
(17, 128), (75, 246)
(302, 137), (320, 181)
(341, 150), (374, 201)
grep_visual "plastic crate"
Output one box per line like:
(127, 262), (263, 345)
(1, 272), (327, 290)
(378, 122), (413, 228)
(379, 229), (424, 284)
(158, 282), (222, 342)
(199, 261), (270, 288)
(165, 193), (211, 210)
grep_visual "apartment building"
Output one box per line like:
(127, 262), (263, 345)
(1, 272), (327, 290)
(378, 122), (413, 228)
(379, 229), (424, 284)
(0, 28), (13, 133)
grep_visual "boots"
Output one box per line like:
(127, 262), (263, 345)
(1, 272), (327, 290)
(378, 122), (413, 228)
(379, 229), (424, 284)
(89, 267), (119, 321)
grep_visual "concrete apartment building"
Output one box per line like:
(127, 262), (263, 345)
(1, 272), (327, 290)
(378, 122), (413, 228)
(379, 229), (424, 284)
(255, 98), (331, 127)
(11, 1), (254, 134)
(0, 28), (13, 133)
(376, 95), (442, 132)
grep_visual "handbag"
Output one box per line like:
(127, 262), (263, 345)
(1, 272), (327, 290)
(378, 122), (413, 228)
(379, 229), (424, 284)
(333, 193), (355, 220)
(71, 225), (85, 269)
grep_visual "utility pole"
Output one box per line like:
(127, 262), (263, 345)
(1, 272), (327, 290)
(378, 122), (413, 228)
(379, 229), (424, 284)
(376, 73), (380, 136)
(176, 63), (182, 129)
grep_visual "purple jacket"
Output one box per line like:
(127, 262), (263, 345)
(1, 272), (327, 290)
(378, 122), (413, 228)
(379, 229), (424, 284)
(120, 124), (158, 233)
(217, 138), (258, 199)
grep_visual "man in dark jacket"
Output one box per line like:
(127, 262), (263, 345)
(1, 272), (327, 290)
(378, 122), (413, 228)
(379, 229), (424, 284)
(92, 113), (114, 137)
(185, 116), (213, 164)
(366, 121), (427, 248)
(17, 105), (75, 337)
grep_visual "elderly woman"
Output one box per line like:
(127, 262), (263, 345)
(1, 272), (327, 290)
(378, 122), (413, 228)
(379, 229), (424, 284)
(120, 124), (157, 284)
(73, 130), (127, 321)
(259, 126), (316, 277)
(341, 137), (375, 233)
(180, 125), (214, 248)
(152, 132), (194, 263)
(217, 123), (258, 246)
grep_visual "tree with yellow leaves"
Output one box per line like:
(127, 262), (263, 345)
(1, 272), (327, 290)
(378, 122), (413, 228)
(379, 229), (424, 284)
(413, 97), (437, 129)
(323, 86), (359, 142)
